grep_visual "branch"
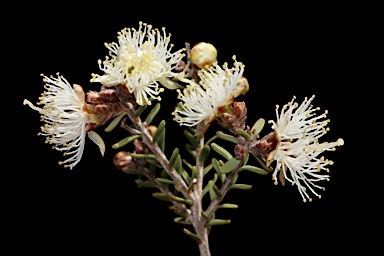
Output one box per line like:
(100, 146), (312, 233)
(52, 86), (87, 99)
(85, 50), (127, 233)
(203, 162), (243, 220)
(123, 103), (194, 202)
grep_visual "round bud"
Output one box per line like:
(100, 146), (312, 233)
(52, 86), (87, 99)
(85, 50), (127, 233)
(190, 42), (217, 69)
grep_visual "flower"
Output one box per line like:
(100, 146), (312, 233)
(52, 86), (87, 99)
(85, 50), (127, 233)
(24, 74), (104, 170)
(267, 95), (344, 202)
(172, 56), (246, 128)
(90, 21), (185, 106)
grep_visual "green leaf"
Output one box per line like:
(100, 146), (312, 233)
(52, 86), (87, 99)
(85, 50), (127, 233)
(112, 135), (139, 149)
(168, 148), (179, 169)
(184, 130), (198, 149)
(208, 180), (216, 201)
(181, 170), (190, 183)
(152, 192), (169, 201)
(156, 178), (175, 185)
(205, 135), (218, 146)
(130, 153), (158, 159)
(174, 217), (191, 225)
(134, 104), (148, 117)
(220, 157), (241, 174)
(216, 131), (238, 144)
(121, 168), (142, 175)
(231, 184), (252, 190)
(207, 219), (231, 226)
(203, 163), (213, 176)
(237, 128), (250, 139)
(240, 165), (269, 175)
(211, 143), (233, 160)
(152, 120), (166, 143)
(174, 155), (182, 174)
(251, 118), (265, 136)
(212, 183), (222, 198)
(212, 158), (221, 177)
(145, 103), (160, 125)
(183, 229), (202, 243)
(186, 144), (197, 158)
(182, 159), (194, 172)
(146, 159), (161, 168)
(218, 203), (238, 209)
(171, 195), (192, 205)
(199, 145), (211, 163)
(136, 180), (156, 188)
(104, 113), (125, 132)
(157, 127), (165, 152)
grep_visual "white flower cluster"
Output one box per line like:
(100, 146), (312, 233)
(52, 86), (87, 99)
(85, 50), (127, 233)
(24, 74), (104, 169)
(268, 95), (344, 202)
(90, 21), (185, 106)
(172, 56), (245, 127)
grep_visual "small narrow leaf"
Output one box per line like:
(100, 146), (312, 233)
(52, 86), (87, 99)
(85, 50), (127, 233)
(220, 157), (241, 174)
(186, 144), (197, 158)
(218, 203), (238, 209)
(161, 169), (169, 179)
(203, 163), (213, 176)
(199, 145), (211, 163)
(182, 159), (194, 172)
(216, 131), (238, 144)
(145, 103), (160, 125)
(171, 195), (192, 205)
(207, 219), (231, 226)
(240, 165), (269, 175)
(104, 113), (125, 132)
(136, 180), (156, 188)
(183, 229), (202, 243)
(130, 153), (157, 159)
(156, 178), (176, 185)
(134, 104), (148, 117)
(146, 159), (161, 168)
(152, 120), (166, 143)
(201, 211), (209, 219)
(181, 170), (190, 183)
(152, 192), (169, 201)
(174, 217), (191, 225)
(212, 184), (222, 198)
(231, 184), (252, 190)
(121, 168), (142, 175)
(212, 158), (221, 178)
(191, 166), (197, 180)
(251, 118), (265, 136)
(205, 135), (218, 146)
(237, 128), (250, 139)
(168, 148), (179, 169)
(208, 181), (216, 201)
(174, 155), (182, 174)
(202, 183), (210, 197)
(184, 130), (198, 149)
(157, 127), (166, 152)
(211, 143), (233, 160)
(112, 135), (139, 149)
(212, 173), (218, 184)
(252, 153), (274, 173)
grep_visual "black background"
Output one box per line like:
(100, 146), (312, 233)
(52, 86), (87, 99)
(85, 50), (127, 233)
(9, 2), (366, 255)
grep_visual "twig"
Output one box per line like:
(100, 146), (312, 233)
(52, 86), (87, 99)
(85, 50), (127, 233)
(124, 103), (194, 202)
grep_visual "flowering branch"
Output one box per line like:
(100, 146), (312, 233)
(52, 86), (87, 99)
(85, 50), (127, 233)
(23, 21), (344, 256)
